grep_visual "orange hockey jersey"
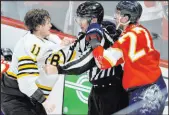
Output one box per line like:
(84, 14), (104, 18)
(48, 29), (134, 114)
(1, 59), (10, 74)
(93, 24), (161, 89)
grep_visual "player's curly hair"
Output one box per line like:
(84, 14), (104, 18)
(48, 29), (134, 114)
(24, 9), (50, 33)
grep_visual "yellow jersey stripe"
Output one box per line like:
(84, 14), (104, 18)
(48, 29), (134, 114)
(18, 56), (36, 62)
(17, 73), (39, 79)
(18, 63), (36, 67)
(36, 83), (52, 91)
(18, 65), (38, 70)
(70, 51), (76, 61)
(44, 95), (48, 98)
(6, 71), (17, 78)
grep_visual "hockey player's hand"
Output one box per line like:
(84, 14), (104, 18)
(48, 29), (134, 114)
(44, 64), (58, 75)
(85, 23), (103, 43)
(112, 29), (122, 42)
(42, 100), (56, 113)
(61, 37), (76, 46)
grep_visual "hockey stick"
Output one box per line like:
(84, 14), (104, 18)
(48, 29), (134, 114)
(150, 32), (161, 40)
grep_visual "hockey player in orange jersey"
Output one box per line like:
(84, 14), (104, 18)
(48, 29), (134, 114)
(85, 1), (168, 115)
(1, 48), (12, 75)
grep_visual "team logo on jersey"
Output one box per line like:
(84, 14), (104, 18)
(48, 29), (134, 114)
(47, 50), (66, 66)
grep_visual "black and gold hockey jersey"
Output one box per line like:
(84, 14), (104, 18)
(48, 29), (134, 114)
(1, 32), (63, 102)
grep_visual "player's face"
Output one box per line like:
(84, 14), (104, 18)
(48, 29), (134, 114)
(39, 18), (52, 38)
(114, 10), (122, 26)
(114, 10), (129, 29)
(75, 16), (89, 32)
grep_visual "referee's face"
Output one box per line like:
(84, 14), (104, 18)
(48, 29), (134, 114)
(75, 16), (89, 33)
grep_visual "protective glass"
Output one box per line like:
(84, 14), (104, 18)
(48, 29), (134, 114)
(74, 16), (91, 25)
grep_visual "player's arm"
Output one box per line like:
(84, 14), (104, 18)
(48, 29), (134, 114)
(58, 48), (95, 75)
(16, 44), (46, 103)
(17, 56), (46, 103)
(85, 23), (123, 70)
(92, 43), (123, 69)
(46, 47), (95, 75)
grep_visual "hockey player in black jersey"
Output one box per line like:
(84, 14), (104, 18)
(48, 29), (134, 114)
(45, 1), (129, 115)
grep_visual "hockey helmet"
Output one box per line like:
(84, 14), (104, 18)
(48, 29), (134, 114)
(116, 1), (143, 23)
(76, 1), (104, 24)
(1, 48), (13, 61)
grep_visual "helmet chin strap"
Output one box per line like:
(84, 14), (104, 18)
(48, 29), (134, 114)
(116, 17), (130, 30)
(84, 18), (92, 33)
(87, 17), (92, 25)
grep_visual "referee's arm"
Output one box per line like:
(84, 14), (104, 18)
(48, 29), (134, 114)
(49, 48), (95, 75)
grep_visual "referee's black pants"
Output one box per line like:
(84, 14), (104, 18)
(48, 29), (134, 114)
(88, 84), (129, 115)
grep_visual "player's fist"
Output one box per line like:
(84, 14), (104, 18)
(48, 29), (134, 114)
(42, 100), (56, 114)
(112, 29), (122, 42)
(85, 23), (103, 42)
(44, 64), (58, 75)
(61, 37), (76, 46)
